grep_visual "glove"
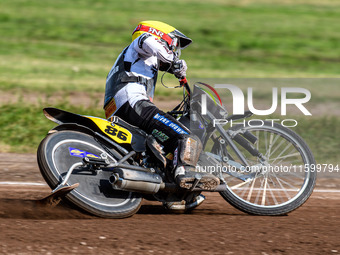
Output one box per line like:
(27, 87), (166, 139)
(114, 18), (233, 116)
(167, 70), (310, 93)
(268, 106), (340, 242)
(172, 59), (187, 79)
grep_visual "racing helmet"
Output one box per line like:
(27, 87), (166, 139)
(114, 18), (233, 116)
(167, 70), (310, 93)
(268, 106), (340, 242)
(132, 20), (192, 56)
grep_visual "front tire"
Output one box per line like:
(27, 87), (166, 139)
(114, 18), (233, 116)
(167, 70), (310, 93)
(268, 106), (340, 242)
(37, 130), (142, 218)
(216, 121), (316, 215)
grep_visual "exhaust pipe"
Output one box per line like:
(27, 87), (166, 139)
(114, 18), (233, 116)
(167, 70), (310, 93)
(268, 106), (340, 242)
(109, 169), (163, 194)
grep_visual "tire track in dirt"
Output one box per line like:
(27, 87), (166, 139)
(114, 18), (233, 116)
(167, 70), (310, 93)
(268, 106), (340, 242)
(0, 187), (340, 254)
(1, 153), (340, 254)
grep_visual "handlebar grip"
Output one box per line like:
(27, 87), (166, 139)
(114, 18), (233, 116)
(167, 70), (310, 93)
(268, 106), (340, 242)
(179, 77), (188, 85)
(179, 77), (191, 95)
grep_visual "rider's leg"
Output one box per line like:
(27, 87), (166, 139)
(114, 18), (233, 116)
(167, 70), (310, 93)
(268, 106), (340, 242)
(116, 100), (187, 153)
(173, 135), (220, 191)
(115, 99), (219, 190)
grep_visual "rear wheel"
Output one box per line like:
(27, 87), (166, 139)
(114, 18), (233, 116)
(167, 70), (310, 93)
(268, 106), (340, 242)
(37, 130), (142, 218)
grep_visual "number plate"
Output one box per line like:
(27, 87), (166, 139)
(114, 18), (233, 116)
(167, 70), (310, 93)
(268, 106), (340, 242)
(86, 116), (132, 144)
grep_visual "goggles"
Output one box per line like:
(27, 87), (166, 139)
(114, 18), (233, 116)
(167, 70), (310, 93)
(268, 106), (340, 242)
(170, 37), (181, 57)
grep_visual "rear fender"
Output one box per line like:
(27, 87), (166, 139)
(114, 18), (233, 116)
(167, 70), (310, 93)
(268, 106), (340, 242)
(43, 107), (146, 152)
(49, 123), (128, 158)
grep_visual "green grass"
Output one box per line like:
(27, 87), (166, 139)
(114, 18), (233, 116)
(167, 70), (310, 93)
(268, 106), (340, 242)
(292, 115), (340, 164)
(1, 0), (340, 95)
(193, 78), (340, 104)
(0, 100), (103, 153)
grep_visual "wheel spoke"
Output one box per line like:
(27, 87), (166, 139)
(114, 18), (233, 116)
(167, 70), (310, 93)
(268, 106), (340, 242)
(264, 131), (268, 154)
(267, 178), (279, 205)
(254, 177), (265, 204)
(265, 132), (279, 159)
(267, 137), (285, 160)
(271, 172), (292, 200)
(246, 172), (258, 201)
(273, 173), (299, 191)
(270, 142), (293, 165)
(261, 175), (268, 206)
(230, 179), (252, 189)
(270, 151), (301, 165)
(240, 183), (250, 198)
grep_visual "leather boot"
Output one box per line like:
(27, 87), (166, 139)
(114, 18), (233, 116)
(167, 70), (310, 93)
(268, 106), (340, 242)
(174, 166), (220, 190)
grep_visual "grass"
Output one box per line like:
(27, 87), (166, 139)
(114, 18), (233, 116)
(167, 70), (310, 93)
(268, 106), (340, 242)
(192, 78), (340, 104)
(292, 115), (340, 164)
(1, 0), (340, 95)
(0, 100), (102, 153)
(0, 0), (339, 163)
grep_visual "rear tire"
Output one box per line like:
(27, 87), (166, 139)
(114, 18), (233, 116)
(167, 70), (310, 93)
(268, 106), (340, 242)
(37, 130), (142, 218)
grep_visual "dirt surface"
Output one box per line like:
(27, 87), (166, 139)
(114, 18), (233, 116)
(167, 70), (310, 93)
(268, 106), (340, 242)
(0, 153), (340, 255)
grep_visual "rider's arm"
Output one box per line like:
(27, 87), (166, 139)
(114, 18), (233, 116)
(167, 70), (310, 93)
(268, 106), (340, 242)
(134, 34), (174, 64)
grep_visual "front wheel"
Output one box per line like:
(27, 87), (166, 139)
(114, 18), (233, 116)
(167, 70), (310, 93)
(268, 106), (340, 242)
(215, 121), (316, 215)
(37, 130), (142, 218)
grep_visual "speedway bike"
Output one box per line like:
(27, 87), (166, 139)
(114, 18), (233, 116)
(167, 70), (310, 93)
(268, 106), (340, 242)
(37, 79), (316, 218)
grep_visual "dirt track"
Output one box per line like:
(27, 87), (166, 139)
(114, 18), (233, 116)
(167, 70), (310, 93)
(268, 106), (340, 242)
(0, 153), (340, 254)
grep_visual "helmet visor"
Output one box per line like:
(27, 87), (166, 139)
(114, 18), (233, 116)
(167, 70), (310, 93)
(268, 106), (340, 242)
(172, 29), (192, 49)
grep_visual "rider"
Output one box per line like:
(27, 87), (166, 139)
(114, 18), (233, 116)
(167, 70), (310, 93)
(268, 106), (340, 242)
(104, 20), (219, 191)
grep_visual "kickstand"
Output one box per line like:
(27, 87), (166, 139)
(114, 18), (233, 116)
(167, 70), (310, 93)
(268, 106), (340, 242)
(36, 183), (79, 207)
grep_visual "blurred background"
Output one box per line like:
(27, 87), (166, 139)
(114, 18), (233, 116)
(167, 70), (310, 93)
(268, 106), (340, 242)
(0, 0), (339, 164)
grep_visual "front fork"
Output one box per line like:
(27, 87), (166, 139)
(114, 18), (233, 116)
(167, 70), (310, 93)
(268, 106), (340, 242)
(210, 124), (267, 182)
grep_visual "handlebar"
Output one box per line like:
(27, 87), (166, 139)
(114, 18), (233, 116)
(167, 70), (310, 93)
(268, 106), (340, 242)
(179, 77), (191, 96)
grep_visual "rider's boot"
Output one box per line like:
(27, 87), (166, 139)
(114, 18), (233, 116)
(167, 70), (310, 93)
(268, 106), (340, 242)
(174, 165), (220, 190)
(163, 194), (206, 211)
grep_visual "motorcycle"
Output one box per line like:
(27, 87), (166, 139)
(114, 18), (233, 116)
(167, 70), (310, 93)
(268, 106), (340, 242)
(37, 78), (316, 218)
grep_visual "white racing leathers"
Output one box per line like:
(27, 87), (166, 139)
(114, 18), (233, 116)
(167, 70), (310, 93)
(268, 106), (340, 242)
(104, 33), (174, 118)
(103, 33), (201, 167)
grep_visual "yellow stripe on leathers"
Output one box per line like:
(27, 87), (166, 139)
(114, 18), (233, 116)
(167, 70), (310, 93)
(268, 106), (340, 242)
(86, 116), (132, 144)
